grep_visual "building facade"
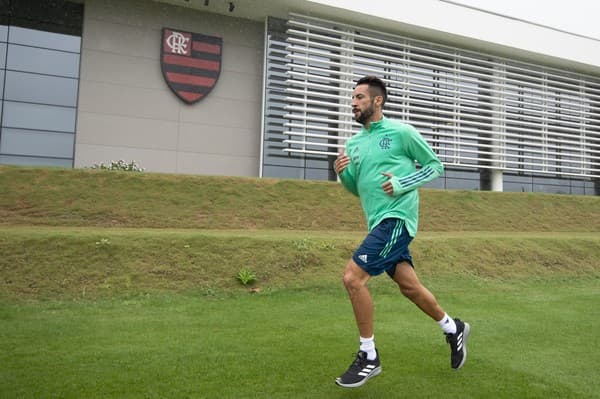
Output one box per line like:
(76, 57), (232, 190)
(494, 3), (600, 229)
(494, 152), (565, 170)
(1, 0), (599, 194)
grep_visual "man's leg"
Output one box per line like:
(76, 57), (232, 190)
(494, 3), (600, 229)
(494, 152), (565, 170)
(335, 259), (382, 388)
(391, 261), (470, 369)
(342, 259), (373, 338)
(390, 261), (445, 321)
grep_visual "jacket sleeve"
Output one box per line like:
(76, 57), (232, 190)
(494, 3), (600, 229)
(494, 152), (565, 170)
(339, 152), (359, 196)
(389, 126), (444, 196)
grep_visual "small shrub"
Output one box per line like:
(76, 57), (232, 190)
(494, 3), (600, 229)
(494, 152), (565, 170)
(292, 239), (310, 251)
(95, 238), (111, 246)
(90, 160), (145, 172)
(236, 269), (257, 285)
(318, 241), (335, 250)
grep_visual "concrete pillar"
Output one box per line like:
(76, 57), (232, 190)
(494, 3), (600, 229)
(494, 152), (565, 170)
(489, 65), (505, 192)
(491, 169), (503, 192)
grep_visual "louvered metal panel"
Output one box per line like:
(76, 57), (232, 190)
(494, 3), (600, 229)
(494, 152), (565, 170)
(275, 13), (600, 180)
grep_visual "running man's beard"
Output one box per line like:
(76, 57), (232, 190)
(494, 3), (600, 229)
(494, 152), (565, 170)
(354, 104), (374, 125)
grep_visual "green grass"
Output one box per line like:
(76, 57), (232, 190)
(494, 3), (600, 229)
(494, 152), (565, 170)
(2, 165), (599, 232)
(1, 279), (599, 398)
(1, 166), (599, 398)
(1, 227), (598, 300)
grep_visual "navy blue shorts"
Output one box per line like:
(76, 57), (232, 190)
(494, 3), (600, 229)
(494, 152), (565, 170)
(352, 218), (414, 277)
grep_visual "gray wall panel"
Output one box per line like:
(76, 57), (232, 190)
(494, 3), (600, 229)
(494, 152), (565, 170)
(0, 155), (72, 167)
(1, 128), (75, 158)
(4, 71), (78, 106)
(9, 26), (81, 52)
(3, 101), (76, 132)
(74, 0), (264, 176)
(7, 44), (80, 78)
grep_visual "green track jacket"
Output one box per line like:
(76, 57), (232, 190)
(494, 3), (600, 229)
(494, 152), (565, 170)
(339, 116), (443, 236)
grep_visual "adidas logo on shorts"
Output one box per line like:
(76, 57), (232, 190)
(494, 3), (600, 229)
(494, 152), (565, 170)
(358, 254), (368, 263)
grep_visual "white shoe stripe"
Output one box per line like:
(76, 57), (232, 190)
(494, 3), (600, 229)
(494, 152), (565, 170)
(456, 332), (463, 351)
(358, 365), (376, 376)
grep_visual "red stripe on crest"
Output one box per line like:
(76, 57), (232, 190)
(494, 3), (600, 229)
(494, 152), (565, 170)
(166, 72), (216, 87)
(163, 54), (220, 71)
(192, 41), (221, 54)
(178, 91), (204, 102)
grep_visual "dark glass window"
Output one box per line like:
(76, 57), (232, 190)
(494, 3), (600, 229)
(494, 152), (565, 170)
(0, 0), (83, 168)
(4, 71), (78, 106)
(3, 0), (83, 37)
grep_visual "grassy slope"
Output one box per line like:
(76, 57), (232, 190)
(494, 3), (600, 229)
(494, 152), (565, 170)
(1, 166), (600, 399)
(2, 165), (599, 232)
(1, 165), (599, 300)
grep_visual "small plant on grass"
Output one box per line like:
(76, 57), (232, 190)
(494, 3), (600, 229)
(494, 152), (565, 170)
(318, 240), (335, 250)
(236, 269), (257, 285)
(292, 239), (310, 251)
(89, 160), (145, 172)
(95, 238), (111, 246)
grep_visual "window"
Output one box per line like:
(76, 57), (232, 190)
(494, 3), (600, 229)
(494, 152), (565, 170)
(263, 14), (600, 194)
(0, 0), (83, 168)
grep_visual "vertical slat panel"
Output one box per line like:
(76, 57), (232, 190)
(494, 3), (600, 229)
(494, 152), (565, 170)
(276, 14), (600, 179)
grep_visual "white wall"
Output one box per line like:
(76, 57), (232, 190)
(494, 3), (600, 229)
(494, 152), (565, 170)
(75, 0), (264, 176)
(307, 0), (600, 74)
(448, 0), (600, 40)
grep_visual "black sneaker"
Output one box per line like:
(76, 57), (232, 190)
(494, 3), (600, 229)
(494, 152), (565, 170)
(445, 318), (470, 369)
(335, 350), (381, 388)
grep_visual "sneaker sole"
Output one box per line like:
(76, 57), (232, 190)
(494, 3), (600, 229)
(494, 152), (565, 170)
(335, 366), (382, 388)
(454, 322), (470, 370)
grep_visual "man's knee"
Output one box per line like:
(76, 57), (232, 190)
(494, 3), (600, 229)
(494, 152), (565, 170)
(398, 281), (420, 300)
(342, 261), (368, 292)
(392, 263), (422, 299)
(342, 269), (360, 291)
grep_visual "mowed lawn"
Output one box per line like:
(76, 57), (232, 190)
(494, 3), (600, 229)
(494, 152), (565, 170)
(1, 277), (599, 399)
(2, 167), (599, 398)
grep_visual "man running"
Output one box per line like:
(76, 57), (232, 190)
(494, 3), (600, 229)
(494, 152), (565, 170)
(334, 76), (470, 388)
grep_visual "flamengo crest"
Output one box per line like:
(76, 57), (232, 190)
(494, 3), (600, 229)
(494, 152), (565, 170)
(161, 28), (222, 104)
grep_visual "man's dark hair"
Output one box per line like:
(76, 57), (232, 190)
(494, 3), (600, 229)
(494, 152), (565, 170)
(355, 76), (387, 107)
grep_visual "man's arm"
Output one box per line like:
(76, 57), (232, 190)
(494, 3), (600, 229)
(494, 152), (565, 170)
(382, 126), (443, 196)
(335, 151), (359, 196)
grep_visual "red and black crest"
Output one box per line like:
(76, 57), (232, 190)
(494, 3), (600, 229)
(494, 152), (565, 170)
(161, 28), (222, 104)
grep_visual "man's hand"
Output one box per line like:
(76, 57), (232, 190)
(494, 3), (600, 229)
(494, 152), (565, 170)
(381, 172), (394, 196)
(334, 150), (350, 175)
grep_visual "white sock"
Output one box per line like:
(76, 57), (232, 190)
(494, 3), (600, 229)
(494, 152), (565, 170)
(437, 313), (457, 335)
(360, 335), (377, 360)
